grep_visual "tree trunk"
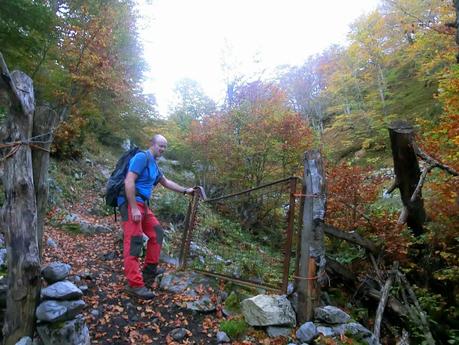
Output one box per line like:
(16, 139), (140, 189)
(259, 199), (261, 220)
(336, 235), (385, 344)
(32, 106), (58, 256)
(0, 54), (41, 345)
(388, 121), (426, 236)
(296, 150), (326, 323)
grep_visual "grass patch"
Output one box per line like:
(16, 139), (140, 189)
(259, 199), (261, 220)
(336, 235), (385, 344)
(219, 318), (249, 339)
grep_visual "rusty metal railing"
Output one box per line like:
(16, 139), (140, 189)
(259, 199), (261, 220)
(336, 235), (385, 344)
(178, 177), (302, 293)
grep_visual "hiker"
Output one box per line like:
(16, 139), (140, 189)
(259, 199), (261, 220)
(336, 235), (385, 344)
(118, 134), (194, 299)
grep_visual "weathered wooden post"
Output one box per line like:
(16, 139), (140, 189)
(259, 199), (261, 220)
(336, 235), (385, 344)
(296, 150), (326, 323)
(388, 121), (426, 236)
(0, 53), (46, 344)
(32, 106), (58, 255)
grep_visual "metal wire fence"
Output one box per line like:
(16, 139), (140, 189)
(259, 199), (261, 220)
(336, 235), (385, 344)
(178, 177), (302, 293)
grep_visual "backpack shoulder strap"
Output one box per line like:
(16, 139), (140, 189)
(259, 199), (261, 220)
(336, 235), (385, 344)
(142, 151), (151, 176)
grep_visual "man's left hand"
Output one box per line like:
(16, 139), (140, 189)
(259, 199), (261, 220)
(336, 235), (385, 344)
(184, 188), (194, 195)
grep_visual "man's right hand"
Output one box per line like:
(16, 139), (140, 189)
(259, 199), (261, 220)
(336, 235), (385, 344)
(131, 206), (142, 223)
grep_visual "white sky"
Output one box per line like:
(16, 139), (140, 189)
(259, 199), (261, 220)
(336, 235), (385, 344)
(137, 0), (380, 116)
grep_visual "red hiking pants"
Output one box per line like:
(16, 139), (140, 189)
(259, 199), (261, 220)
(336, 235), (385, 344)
(121, 202), (163, 287)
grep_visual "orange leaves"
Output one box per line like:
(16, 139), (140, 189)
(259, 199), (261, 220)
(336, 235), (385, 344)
(326, 163), (409, 257)
(188, 80), (313, 192)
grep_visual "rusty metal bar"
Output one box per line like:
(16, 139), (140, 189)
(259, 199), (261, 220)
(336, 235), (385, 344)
(295, 183), (306, 279)
(179, 187), (203, 269)
(204, 176), (300, 203)
(192, 269), (282, 293)
(178, 198), (193, 269)
(281, 177), (297, 293)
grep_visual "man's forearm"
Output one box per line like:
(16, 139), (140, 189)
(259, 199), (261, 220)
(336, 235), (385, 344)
(125, 180), (138, 207)
(163, 179), (187, 193)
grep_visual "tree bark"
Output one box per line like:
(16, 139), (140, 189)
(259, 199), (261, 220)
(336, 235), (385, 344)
(32, 106), (59, 256)
(388, 121), (426, 236)
(296, 150), (326, 323)
(0, 53), (41, 345)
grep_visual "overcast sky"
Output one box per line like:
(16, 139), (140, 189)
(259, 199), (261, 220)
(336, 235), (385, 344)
(137, 0), (380, 116)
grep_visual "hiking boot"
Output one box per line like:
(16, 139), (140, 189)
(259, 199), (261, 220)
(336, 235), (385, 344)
(143, 264), (166, 282)
(125, 285), (155, 299)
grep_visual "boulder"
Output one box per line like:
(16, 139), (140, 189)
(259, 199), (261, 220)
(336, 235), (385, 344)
(36, 300), (85, 323)
(296, 321), (318, 343)
(41, 281), (83, 300)
(37, 315), (90, 345)
(42, 262), (71, 284)
(314, 305), (351, 324)
(333, 323), (380, 345)
(317, 325), (335, 337)
(241, 295), (296, 326)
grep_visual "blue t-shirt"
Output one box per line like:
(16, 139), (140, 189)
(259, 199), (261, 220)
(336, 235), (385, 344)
(117, 150), (163, 206)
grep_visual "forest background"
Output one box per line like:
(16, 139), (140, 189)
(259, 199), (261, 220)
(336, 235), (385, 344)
(0, 0), (458, 343)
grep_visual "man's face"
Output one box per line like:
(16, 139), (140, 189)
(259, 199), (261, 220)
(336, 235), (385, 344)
(151, 137), (167, 158)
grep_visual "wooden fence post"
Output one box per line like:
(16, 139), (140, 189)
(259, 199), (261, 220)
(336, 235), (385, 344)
(32, 106), (58, 256)
(0, 53), (41, 344)
(296, 150), (327, 324)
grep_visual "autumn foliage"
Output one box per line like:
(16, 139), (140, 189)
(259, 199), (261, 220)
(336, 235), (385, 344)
(189, 81), (313, 194)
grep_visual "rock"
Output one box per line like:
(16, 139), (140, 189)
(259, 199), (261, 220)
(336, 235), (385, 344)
(0, 277), (7, 308)
(186, 295), (216, 313)
(79, 271), (94, 280)
(241, 294), (296, 326)
(63, 213), (80, 223)
(78, 221), (111, 235)
(159, 252), (179, 266)
(46, 238), (58, 248)
(90, 309), (100, 318)
(15, 337), (32, 345)
(314, 305), (351, 324)
(41, 281), (83, 300)
(287, 282), (294, 296)
(333, 322), (380, 345)
(317, 325), (335, 337)
(296, 321), (318, 343)
(78, 285), (89, 295)
(160, 271), (213, 294)
(37, 315), (90, 345)
(216, 331), (230, 343)
(36, 300), (85, 323)
(99, 252), (117, 261)
(42, 262), (71, 284)
(169, 328), (188, 341)
(266, 326), (291, 337)
(0, 248), (7, 269)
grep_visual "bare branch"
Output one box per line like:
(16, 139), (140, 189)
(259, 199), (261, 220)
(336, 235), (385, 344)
(398, 272), (436, 345)
(397, 207), (408, 225)
(410, 164), (434, 202)
(413, 143), (459, 176)
(386, 179), (399, 194)
(374, 262), (398, 342)
(322, 223), (379, 254)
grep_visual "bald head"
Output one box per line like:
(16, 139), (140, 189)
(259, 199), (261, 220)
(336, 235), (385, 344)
(150, 134), (167, 158)
(151, 134), (167, 145)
